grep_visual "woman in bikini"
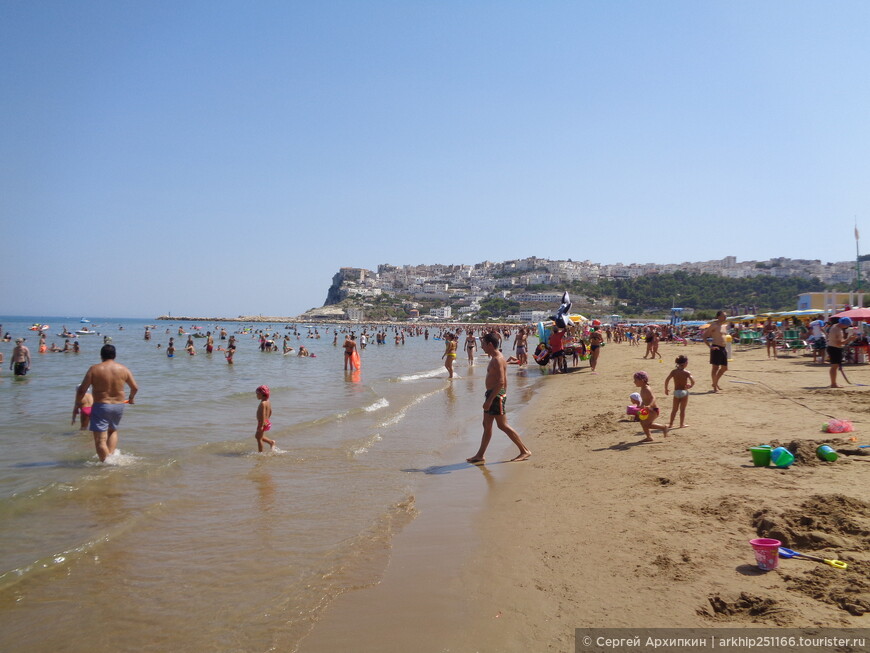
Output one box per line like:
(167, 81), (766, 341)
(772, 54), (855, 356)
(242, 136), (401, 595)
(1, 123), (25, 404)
(465, 330), (477, 364)
(442, 333), (457, 378)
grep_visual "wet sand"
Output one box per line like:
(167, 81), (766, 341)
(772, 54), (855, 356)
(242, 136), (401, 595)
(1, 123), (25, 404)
(300, 340), (870, 651)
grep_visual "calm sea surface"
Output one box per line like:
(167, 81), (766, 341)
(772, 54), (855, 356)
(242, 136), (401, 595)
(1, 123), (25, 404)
(0, 316), (541, 652)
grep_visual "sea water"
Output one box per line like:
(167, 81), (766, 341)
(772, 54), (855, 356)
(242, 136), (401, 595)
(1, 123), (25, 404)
(0, 316), (540, 652)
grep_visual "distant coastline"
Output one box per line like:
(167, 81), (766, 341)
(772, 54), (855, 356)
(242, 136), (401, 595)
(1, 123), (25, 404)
(156, 315), (301, 323)
(154, 315), (520, 325)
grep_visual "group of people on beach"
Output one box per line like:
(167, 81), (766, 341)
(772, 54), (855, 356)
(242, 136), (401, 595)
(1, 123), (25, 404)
(6, 303), (865, 464)
(625, 308), (865, 443)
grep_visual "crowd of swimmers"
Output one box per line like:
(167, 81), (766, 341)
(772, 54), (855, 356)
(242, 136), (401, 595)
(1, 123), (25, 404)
(4, 310), (866, 459)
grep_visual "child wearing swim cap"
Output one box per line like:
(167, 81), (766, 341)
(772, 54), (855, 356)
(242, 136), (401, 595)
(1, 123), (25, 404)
(632, 371), (669, 442)
(254, 385), (275, 452)
(664, 355), (695, 429)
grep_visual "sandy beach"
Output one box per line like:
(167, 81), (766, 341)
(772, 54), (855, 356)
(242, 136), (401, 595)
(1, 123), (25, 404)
(301, 338), (869, 652)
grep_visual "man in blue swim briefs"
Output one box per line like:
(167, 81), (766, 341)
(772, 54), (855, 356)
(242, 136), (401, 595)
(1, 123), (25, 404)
(75, 344), (139, 462)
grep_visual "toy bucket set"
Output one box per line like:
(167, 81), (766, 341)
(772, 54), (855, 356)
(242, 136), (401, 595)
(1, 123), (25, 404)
(749, 443), (842, 466)
(747, 445), (793, 467)
(749, 538), (781, 570)
(748, 538), (848, 571)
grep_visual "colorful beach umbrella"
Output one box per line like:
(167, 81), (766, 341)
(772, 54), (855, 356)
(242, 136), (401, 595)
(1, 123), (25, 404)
(831, 308), (870, 321)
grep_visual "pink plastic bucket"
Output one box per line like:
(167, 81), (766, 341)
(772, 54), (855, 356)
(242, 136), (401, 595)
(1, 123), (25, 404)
(626, 405), (640, 416)
(749, 538), (781, 570)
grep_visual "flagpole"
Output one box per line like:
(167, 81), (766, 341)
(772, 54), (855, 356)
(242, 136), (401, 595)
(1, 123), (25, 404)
(856, 218), (862, 291)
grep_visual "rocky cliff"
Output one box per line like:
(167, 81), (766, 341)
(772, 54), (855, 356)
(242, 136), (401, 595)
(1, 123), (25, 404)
(324, 267), (373, 305)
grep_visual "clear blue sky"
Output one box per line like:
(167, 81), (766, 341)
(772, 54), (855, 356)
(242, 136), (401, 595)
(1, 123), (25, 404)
(2, 1), (868, 318)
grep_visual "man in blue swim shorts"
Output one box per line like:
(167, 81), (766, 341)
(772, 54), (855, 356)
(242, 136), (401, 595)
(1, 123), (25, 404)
(75, 344), (139, 462)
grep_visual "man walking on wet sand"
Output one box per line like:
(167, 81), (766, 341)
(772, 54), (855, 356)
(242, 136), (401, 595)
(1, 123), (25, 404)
(467, 333), (532, 464)
(704, 311), (729, 392)
(75, 344), (138, 462)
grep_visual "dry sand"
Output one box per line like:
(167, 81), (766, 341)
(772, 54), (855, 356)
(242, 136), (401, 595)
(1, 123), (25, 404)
(301, 339), (869, 652)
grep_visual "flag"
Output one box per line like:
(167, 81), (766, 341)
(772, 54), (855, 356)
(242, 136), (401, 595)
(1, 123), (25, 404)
(856, 225), (860, 241)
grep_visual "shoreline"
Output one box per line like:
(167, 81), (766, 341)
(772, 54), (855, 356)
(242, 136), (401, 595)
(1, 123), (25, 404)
(297, 366), (546, 652)
(155, 315), (529, 325)
(300, 340), (870, 651)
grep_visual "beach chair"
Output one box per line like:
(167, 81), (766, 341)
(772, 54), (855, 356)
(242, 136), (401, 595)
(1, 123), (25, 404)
(738, 330), (762, 350)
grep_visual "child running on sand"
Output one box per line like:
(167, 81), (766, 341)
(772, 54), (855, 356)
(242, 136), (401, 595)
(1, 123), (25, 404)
(664, 355), (695, 429)
(632, 371), (669, 442)
(254, 385), (276, 452)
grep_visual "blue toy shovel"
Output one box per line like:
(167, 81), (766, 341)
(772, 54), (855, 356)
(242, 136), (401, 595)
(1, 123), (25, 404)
(778, 547), (848, 569)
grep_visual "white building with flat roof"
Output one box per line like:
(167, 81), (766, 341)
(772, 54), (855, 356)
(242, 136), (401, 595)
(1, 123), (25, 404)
(429, 306), (452, 318)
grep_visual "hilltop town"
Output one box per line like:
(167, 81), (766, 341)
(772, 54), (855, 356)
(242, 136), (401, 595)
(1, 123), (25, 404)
(305, 255), (858, 322)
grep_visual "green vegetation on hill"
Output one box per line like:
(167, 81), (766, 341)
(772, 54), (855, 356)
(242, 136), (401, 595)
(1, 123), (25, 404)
(477, 297), (520, 320)
(525, 271), (827, 315)
(338, 271), (834, 321)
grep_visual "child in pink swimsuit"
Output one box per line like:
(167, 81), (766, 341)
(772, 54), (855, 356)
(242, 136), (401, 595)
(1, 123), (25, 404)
(255, 385), (275, 452)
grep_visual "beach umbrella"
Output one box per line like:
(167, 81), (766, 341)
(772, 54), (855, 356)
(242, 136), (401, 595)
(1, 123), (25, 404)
(779, 309), (820, 317)
(831, 308), (870, 322)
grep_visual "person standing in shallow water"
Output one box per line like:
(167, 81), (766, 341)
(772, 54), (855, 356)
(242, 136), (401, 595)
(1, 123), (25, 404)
(442, 333), (457, 378)
(466, 333), (532, 464)
(11, 338), (31, 375)
(254, 385), (275, 452)
(343, 333), (358, 370)
(75, 344), (138, 462)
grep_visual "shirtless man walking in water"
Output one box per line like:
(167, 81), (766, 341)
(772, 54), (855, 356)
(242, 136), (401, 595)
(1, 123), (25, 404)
(467, 333), (532, 464)
(75, 344), (138, 462)
(704, 311), (729, 392)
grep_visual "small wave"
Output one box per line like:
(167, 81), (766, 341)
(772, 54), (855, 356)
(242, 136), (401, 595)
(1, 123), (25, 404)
(395, 367), (446, 382)
(84, 449), (140, 467)
(0, 501), (166, 592)
(242, 446), (289, 457)
(347, 433), (382, 458)
(378, 387), (443, 428)
(362, 398), (389, 412)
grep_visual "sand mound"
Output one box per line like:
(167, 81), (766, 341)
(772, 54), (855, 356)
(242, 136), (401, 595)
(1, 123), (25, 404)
(700, 593), (795, 625)
(767, 438), (854, 466)
(782, 566), (870, 617)
(752, 494), (870, 550)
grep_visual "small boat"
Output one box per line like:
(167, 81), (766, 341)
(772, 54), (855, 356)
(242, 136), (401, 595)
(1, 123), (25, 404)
(57, 333), (77, 339)
(76, 328), (97, 335)
(80, 318), (91, 323)
(29, 324), (50, 331)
